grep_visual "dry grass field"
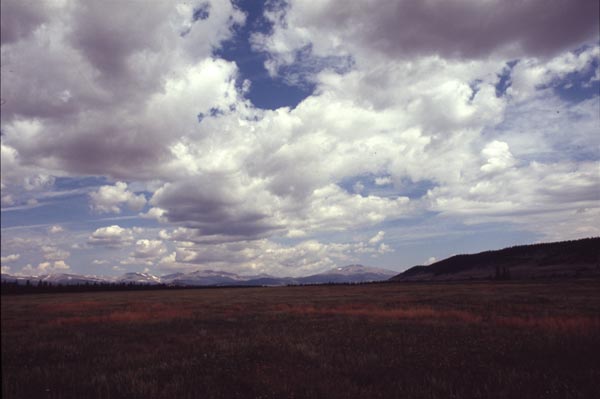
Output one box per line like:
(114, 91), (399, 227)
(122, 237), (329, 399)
(2, 280), (600, 399)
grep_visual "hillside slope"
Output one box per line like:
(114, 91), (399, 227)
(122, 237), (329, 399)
(390, 237), (600, 281)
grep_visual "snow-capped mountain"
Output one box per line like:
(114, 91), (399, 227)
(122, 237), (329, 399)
(163, 270), (235, 286)
(117, 272), (162, 285)
(164, 270), (260, 286)
(1, 273), (35, 284)
(297, 264), (397, 284)
(41, 273), (108, 285)
(1, 273), (107, 285)
(1, 264), (398, 288)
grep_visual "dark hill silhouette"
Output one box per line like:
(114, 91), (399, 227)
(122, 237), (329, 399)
(390, 237), (600, 281)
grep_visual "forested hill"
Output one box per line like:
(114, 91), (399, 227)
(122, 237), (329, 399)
(390, 237), (600, 281)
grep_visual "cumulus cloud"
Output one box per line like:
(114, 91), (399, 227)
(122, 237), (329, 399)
(480, 141), (516, 174)
(48, 225), (64, 234)
(159, 234), (391, 276)
(1, 0), (244, 179)
(22, 260), (70, 275)
(428, 160), (600, 237)
(0, 0), (48, 45)
(149, 174), (282, 239)
(508, 45), (600, 101)
(0, 254), (20, 263)
(1, 141), (57, 206)
(253, 0), (599, 78)
(133, 239), (167, 259)
(87, 225), (134, 248)
(1, 0), (598, 276)
(89, 182), (146, 214)
(374, 177), (392, 186)
(368, 231), (385, 245)
(41, 245), (70, 261)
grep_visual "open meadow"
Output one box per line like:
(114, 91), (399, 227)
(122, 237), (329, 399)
(2, 280), (600, 399)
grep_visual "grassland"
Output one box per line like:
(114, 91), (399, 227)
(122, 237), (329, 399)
(2, 280), (600, 399)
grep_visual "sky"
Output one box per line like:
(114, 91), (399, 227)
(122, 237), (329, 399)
(1, 0), (599, 278)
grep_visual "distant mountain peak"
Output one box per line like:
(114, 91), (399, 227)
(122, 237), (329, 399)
(2, 264), (399, 288)
(323, 264), (396, 276)
(118, 272), (161, 284)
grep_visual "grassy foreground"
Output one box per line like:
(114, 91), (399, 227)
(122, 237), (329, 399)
(2, 280), (600, 399)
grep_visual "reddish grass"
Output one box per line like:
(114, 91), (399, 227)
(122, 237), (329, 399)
(274, 304), (483, 323)
(37, 299), (600, 334)
(37, 301), (107, 313)
(493, 315), (600, 335)
(274, 304), (600, 334)
(3, 282), (600, 399)
(46, 302), (194, 326)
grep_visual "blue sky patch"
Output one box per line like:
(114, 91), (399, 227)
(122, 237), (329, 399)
(193, 2), (211, 21)
(338, 175), (436, 200)
(215, 0), (314, 109)
(495, 60), (519, 97)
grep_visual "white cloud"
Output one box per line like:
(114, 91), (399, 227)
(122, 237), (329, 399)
(133, 239), (167, 259)
(1, 194), (15, 206)
(377, 243), (392, 255)
(428, 160), (600, 237)
(425, 257), (437, 265)
(374, 176), (392, 186)
(22, 260), (70, 275)
(480, 141), (516, 174)
(41, 245), (70, 261)
(1, 0), (245, 180)
(253, 0), (598, 82)
(48, 225), (64, 234)
(87, 225), (134, 248)
(1, 141), (57, 206)
(352, 181), (365, 194)
(0, 254), (20, 263)
(89, 182), (146, 214)
(1, 0), (598, 275)
(155, 224), (395, 276)
(368, 231), (385, 245)
(508, 45), (600, 101)
(140, 207), (168, 223)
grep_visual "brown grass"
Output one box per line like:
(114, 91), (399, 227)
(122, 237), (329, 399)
(37, 300), (107, 313)
(276, 304), (482, 322)
(46, 302), (194, 326)
(3, 280), (600, 399)
(273, 303), (600, 334)
(492, 314), (600, 334)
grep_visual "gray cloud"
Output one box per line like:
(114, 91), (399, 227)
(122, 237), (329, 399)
(150, 175), (283, 239)
(1, 1), (244, 180)
(1, 0), (598, 275)
(257, 0), (599, 66)
(355, 0), (599, 58)
(0, 0), (47, 45)
(68, 1), (173, 92)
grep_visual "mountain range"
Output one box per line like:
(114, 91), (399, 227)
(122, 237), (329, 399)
(3, 238), (598, 288)
(1, 264), (397, 287)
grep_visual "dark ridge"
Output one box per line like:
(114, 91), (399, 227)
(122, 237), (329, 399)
(390, 237), (600, 281)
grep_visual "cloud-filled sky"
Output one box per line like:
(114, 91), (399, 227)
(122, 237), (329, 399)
(1, 0), (599, 277)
